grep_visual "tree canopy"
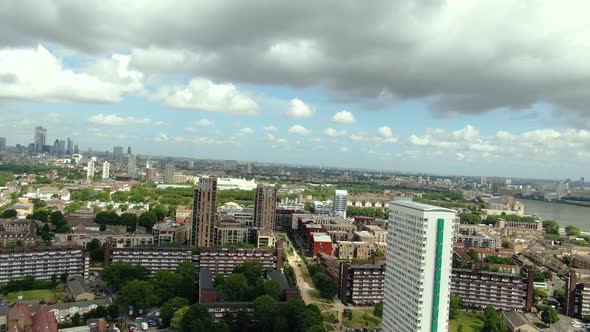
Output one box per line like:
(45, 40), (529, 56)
(101, 261), (150, 290)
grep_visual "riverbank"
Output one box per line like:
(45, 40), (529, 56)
(518, 197), (590, 231)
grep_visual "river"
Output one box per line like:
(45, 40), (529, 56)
(518, 197), (590, 231)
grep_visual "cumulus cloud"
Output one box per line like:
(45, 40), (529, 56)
(331, 110), (356, 124)
(266, 133), (287, 144)
(154, 78), (260, 115)
(339, 146), (349, 153)
(324, 128), (348, 137)
(288, 124), (311, 135)
(375, 126), (398, 143)
(408, 125), (590, 164)
(155, 133), (170, 142)
(283, 98), (314, 119)
(238, 127), (254, 136)
(197, 119), (215, 127)
(88, 113), (163, 126)
(0, 45), (143, 103)
(264, 125), (278, 132)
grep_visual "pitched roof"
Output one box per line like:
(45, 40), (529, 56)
(8, 303), (33, 326)
(32, 308), (57, 332)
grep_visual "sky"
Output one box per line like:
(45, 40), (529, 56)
(1, 1), (590, 180)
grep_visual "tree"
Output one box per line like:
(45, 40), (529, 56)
(457, 324), (464, 332)
(233, 261), (264, 285)
(554, 287), (566, 305)
(151, 204), (168, 220)
(119, 213), (138, 232)
(171, 306), (189, 331)
(117, 280), (159, 310)
(481, 307), (507, 332)
(459, 212), (482, 224)
(86, 239), (104, 263)
(60, 273), (69, 284)
(373, 302), (383, 318)
(262, 280), (283, 301)
(161, 297), (190, 327)
(533, 269), (546, 282)
(449, 294), (464, 319)
(541, 306), (559, 326)
(153, 270), (183, 303)
(1, 209), (17, 218)
(565, 225), (581, 237)
(101, 261), (150, 290)
(253, 295), (279, 331)
(218, 273), (249, 301)
(138, 211), (157, 231)
(30, 209), (49, 222)
(534, 288), (548, 302)
(543, 270), (553, 281)
(543, 220), (560, 235)
(466, 249), (480, 261)
(180, 304), (213, 332)
(107, 304), (120, 319)
(95, 211), (119, 225)
(176, 261), (196, 301)
(50, 211), (65, 224)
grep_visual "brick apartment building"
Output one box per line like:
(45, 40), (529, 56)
(338, 261), (385, 305)
(0, 245), (89, 283)
(197, 242), (284, 277)
(103, 244), (193, 275)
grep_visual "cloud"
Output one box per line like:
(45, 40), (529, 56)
(375, 126), (398, 143)
(331, 110), (356, 124)
(197, 119), (215, 127)
(288, 124), (311, 135)
(339, 146), (349, 153)
(408, 125), (590, 165)
(350, 132), (369, 142)
(88, 113), (163, 126)
(238, 127), (254, 136)
(324, 128), (348, 137)
(266, 133), (287, 144)
(155, 133), (170, 142)
(283, 98), (314, 119)
(154, 78), (260, 115)
(264, 125), (278, 132)
(0, 45), (143, 103)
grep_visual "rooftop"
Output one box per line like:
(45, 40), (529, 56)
(390, 199), (455, 213)
(312, 233), (332, 242)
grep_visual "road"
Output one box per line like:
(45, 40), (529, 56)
(286, 246), (313, 305)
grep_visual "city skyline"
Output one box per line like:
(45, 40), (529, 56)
(2, 2), (590, 179)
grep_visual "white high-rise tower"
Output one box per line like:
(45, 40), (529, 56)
(332, 189), (348, 218)
(102, 161), (110, 179)
(86, 161), (95, 180)
(383, 199), (456, 332)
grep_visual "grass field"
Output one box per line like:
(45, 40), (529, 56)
(3, 289), (55, 304)
(342, 309), (382, 329)
(449, 311), (485, 332)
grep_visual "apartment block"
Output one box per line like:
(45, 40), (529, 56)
(254, 185), (277, 231)
(338, 262), (385, 305)
(192, 178), (217, 247)
(0, 218), (37, 247)
(104, 244), (193, 275)
(197, 246), (282, 277)
(0, 245), (89, 283)
(451, 267), (534, 311)
(565, 270), (590, 317)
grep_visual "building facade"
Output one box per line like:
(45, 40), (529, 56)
(338, 262), (385, 306)
(383, 200), (456, 332)
(104, 244), (193, 275)
(192, 178), (217, 247)
(254, 185), (277, 231)
(198, 246), (282, 277)
(164, 164), (175, 183)
(332, 190), (348, 218)
(102, 161), (110, 179)
(0, 245), (89, 283)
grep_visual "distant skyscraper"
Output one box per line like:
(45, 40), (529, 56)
(74, 144), (79, 154)
(127, 146), (132, 155)
(191, 178), (217, 247)
(247, 163), (252, 174)
(113, 146), (123, 162)
(52, 139), (61, 155)
(66, 138), (73, 155)
(34, 126), (47, 153)
(58, 140), (66, 155)
(86, 161), (95, 180)
(254, 185), (277, 231)
(0, 137), (6, 152)
(189, 160), (194, 168)
(332, 190), (348, 218)
(384, 199), (456, 332)
(164, 164), (175, 183)
(480, 176), (487, 186)
(102, 161), (110, 179)
(505, 178), (512, 185)
(127, 154), (137, 177)
(145, 167), (157, 182)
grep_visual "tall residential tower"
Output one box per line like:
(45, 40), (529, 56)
(34, 126), (47, 153)
(383, 199), (456, 332)
(332, 189), (348, 218)
(191, 178), (217, 247)
(254, 185), (277, 231)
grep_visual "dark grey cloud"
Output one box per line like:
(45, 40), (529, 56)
(1, 0), (590, 119)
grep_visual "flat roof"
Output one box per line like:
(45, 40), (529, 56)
(390, 200), (455, 213)
(312, 233), (332, 242)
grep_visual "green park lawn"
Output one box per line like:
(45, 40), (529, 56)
(342, 309), (382, 329)
(449, 311), (485, 332)
(3, 289), (55, 304)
